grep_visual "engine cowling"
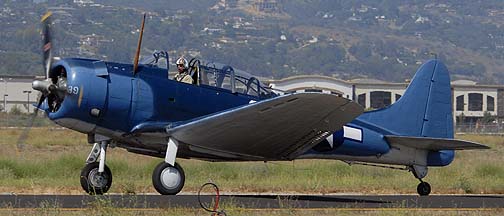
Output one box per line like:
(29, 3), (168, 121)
(43, 58), (109, 134)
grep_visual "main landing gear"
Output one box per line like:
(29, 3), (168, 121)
(80, 138), (186, 195)
(152, 162), (185, 195)
(152, 138), (185, 195)
(410, 165), (431, 196)
(80, 141), (112, 195)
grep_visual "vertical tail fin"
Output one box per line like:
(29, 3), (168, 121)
(358, 60), (453, 138)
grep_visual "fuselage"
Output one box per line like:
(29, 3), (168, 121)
(44, 58), (454, 167)
(48, 58), (265, 131)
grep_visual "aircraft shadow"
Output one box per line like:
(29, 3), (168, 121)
(223, 195), (391, 208)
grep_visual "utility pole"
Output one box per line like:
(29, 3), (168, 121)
(0, 78), (3, 112)
(3, 94), (8, 113)
(23, 90), (32, 113)
(1, 78), (11, 112)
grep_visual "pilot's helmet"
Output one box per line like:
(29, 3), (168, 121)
(176, 56), (188, 69)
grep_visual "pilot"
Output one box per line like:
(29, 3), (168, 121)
(174, 56), (193, 84)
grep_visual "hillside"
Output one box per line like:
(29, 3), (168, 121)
(1, 0), (503, 83)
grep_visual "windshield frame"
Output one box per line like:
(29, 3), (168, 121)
(197, 61), (274, 98)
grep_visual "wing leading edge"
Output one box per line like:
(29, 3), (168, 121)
(163, 93), (363, 160)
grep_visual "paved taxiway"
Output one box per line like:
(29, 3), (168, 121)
(0, 194), (502, 209)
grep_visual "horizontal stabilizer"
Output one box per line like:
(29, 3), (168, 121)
(385, 135), (490, 150)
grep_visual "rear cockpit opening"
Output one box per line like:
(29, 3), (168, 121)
(186, 58), (277, 99)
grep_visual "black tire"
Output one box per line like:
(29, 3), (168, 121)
(417, 182), (431, 196)
(152, 162), (185, 195)
(80, 162), (112, 195)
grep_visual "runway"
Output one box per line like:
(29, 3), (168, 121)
(0, 194), (502, 209)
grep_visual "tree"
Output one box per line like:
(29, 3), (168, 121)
(9, 105), (22, 115)
(481, 111), (495, 124)
(349, 42), (372, 61)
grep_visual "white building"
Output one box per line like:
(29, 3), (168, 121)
(268, 75), (504, 124)
(0, 76), (39, 113)
(1, 75), (503, 125)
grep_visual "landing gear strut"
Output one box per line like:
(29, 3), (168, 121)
(78, 137), (187, 195)
(410, 165), (431, 196)
(151, 137), (185, 195)
(80, 141), (112, 195)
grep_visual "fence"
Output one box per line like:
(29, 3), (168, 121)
(0, 113), (55, 128)
(455, 123), (504, 134)
(2, 113), (503, 134)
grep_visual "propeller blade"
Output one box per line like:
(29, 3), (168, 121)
(16, 94), (45, 152)
(19, 12), (54, 153)
(36, 93), (46, 110)
(133, 13), (146, 74)
(41, 11), (53, 79)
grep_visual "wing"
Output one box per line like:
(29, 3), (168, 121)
(132, 93), (363, 160)
(385, 135), (490, 150)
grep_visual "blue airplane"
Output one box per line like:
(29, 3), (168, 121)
(26, 13), (488, 196)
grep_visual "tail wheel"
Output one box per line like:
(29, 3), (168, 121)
(152, 162), (185, 195)
(80, 162), (112, 195)
(417, 182), (431, 196)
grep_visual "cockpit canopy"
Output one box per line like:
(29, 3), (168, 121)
(188, 59), (275, 99)
(140, 52), (276, 98)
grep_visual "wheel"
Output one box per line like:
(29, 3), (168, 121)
(80, 162), (112, 195)
(417, 182), (431, 196)
(152, 162), (185, 195)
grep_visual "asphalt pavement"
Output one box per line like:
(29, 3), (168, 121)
(0, 194), (502, 209)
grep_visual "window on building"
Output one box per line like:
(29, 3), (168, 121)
(487, 96), (495, 111)
(468, 93), (483, 111)
(370, 91), (391, 109)
(358, 93), (366, 107)
(330, 91), (342, 97)
(305, 89), (322, 93)
(456, 95), (464, 111)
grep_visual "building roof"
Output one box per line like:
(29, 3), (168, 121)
(268, 75), (349, 84)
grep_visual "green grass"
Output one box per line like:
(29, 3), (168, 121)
(0, 128), (503, 195)
(0, 113), (55, 127)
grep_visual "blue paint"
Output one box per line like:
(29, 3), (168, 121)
(427, 150), (455, 166)
(48, 59), (99, 129)
(46, 58), (272, 136)
(44, 58), (457, 167)
(308, 124), (390, 156)
(357, 60), (452, 138)
(305, 60), (456, 166)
